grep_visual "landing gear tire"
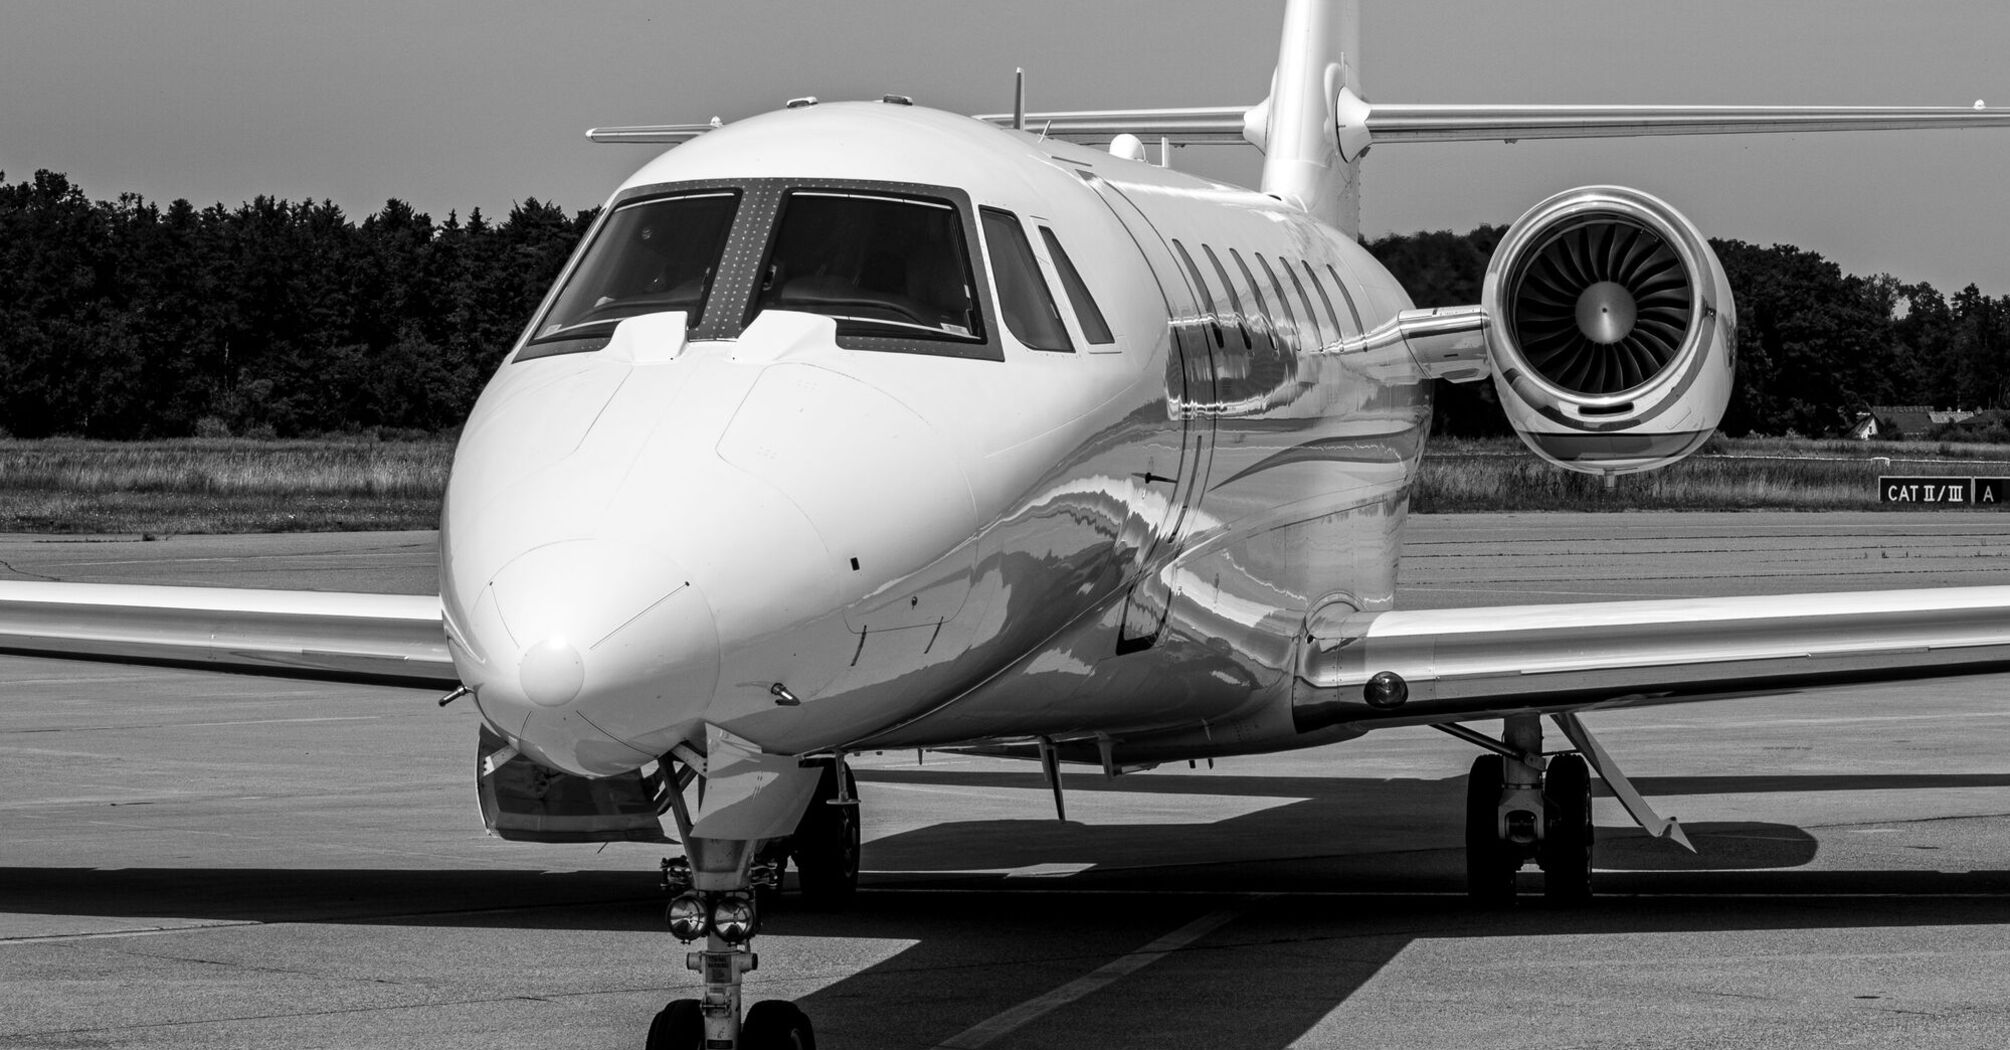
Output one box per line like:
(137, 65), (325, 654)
(792, 763), (859, 909)
(1464, 754), (1517, 906)
(645, 998), (702, 1050)
(743, 999), (817, 1050)
(1540, 752), (1594, 903)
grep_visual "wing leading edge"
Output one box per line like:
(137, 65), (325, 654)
(0, 581), (455, 689)
(1295, 586), (2010, 734)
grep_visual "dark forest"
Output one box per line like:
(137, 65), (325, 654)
(4, 169), (2006, 440)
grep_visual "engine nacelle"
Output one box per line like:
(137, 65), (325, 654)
(1481, 186), (1736, 476)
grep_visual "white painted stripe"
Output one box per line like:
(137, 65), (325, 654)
(0, 920), (263, 945)
(931, 909), (1239, 1050)
(877, 886), (2010, 901)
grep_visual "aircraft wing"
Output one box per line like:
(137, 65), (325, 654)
(0, 581), (455, 689)
(1294, 586), (2010, 734)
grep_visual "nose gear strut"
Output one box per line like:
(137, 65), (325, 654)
(648, 745), (857, 1049)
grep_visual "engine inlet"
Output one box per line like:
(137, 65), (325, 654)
(1508, 218), (1692, 396)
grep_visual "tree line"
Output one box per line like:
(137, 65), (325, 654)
(1373, 226), (2010, 439)
(3, 168), (2006, 439)
(0, 170), (591, 438)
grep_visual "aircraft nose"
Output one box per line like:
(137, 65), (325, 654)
(458, 539), (721, 775)
(519, 637), (584, 707)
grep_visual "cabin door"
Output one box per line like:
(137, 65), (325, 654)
(1081, 175), (1216, 653)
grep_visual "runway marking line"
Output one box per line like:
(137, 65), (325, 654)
(929, 909), (1240, 1050)
(1, 920), (264, 945)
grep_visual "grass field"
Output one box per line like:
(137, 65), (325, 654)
(0, 435), (2002, 534)
(1417, 436), (2010, 512)
(0, 438), (452, 533)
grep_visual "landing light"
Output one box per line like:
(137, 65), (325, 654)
(665, 892), (709, 941)
(710, 891), (760, 944)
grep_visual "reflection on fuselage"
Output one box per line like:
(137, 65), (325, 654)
(439, 102), (1430, 777)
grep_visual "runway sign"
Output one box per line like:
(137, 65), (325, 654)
(1878, 476), (2010, 505)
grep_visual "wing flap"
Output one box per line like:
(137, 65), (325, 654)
(1296, 586), (2010, 732)
(0, 581), (456, 688)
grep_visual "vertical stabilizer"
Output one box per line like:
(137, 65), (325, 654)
(1246, 0), (1362, 234)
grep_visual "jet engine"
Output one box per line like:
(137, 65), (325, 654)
(1480, 186), (1736, 476)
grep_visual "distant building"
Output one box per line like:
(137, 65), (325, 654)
(1861, 405), (1976, 440)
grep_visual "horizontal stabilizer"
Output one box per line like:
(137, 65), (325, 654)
(976, 100), (2010, 149)
(1368, 102), (2010, 143)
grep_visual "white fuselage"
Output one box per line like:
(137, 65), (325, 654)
(440, 102), (1429, 777)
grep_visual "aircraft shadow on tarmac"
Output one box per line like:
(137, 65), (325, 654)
(12, 768), (2010, 1048)
(854, 766), (2010, 881)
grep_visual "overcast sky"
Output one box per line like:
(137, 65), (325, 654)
(4, 0), (2009, 294)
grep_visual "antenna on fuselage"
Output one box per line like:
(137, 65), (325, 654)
(1012, 67), (1027, 131)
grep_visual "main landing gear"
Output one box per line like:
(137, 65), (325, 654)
(650, 752), (859, 1050)
(1451, 711), (1694, 905)
(1457, 715), (1593, 905)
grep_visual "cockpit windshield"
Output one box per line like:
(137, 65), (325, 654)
(520, 191), (739, 360)
(751, 191), (983, 344)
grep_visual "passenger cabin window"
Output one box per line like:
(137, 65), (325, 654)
(1038, 227), (1114, 345)
(1255, 253), (1297, 349)
(521, 190), (740, 361)
(1285, 261), (1326, 347)
(1200, 245), (1249, 345)
(1303, 260), (1348, 337)
(1229, 249), (1276, 346)
(1171, 239), (1223, 347)
(1326, 263), (1365, 332)
(755, 191), (983, 345)
(983, 209), (1073, 352)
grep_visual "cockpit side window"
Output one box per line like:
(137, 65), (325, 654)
(982, 208), (1073, 353)
(754, 190), (984, 345)
(520, 191), (740, 361)
(1038, 227), (1114, 345)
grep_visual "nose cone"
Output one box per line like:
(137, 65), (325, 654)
(519, 638), (584, 707)
(455, 539), (721, 775)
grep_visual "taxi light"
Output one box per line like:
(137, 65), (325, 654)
(1363, 670), (1409, 709)
(710, 891), (760, 944)
(665, 892), (709, 941)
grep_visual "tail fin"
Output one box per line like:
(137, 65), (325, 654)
(1248, 0), (1363, 233)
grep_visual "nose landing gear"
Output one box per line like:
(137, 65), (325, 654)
(648, 747), (856, 1050)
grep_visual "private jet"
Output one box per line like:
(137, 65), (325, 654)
(8, 1), (2010, 1047)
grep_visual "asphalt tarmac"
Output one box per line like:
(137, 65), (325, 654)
(6, 513), (2010, 1049)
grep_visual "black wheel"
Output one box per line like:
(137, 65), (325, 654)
(743, 999), (817, 1050)
(793, 762), (860, 908)
(1464, 754), (1517, 905)
(645, 998), (702, 1050)
(1540, 752), (1595, 903)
